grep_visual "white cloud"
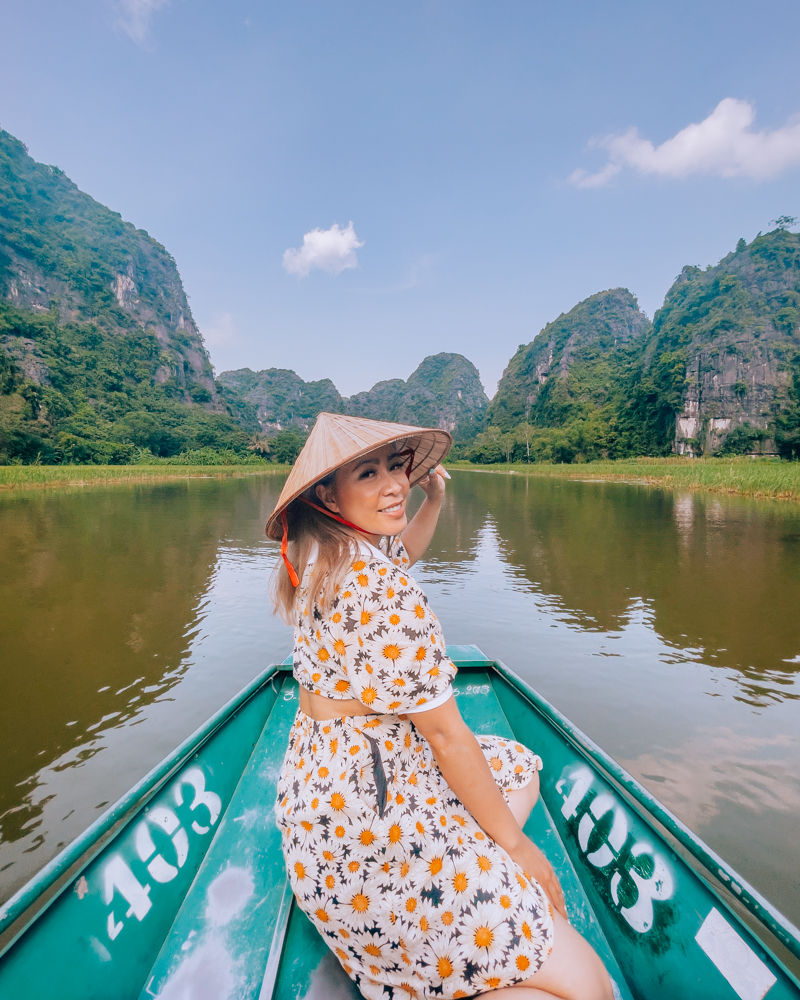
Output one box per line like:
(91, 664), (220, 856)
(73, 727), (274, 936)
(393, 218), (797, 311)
(202, 312), (235, 347)
(282, 222), (364, 278)
(117, 0), (169, 44)
(570, 98), (800, 188)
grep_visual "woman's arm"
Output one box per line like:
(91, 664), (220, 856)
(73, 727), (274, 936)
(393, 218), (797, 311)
(400, 466), (447, 565)
(411, 695), (567, 918)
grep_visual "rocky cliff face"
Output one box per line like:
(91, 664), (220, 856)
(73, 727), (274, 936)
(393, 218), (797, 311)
(215, 368), (345, 433)
(0, 129), (219, 407)
(485, 236), (800, 456)
(653, 229), (800, 455)
(348, 354), (489, 441)
(404, 353), (489, 441)
(346, 379), (407, 423)
(219, 352), (489, 442)
(489, 288), (652, 430)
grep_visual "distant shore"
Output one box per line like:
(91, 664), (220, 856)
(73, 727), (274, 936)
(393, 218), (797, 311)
(447, 457), (800, 502)
(4, 458), (800, 502)
(0, 464), (290, 491)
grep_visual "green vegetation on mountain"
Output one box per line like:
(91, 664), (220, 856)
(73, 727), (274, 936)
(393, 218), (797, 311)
(3, 122), (800, 468)
(216, 368), (344, 434)
(0, 130), (216, 391)
(650, 228), (800, 456)
(347, 353), (488, 441)
(466, 288), (664, 463)
(772, 350), (800, 459)
(488, 288), (651, 429)
(0, 302), (251, 463)
(465, 229), (800, 465)
(219, 352), (489, 444)
(0, 128), (249, 464)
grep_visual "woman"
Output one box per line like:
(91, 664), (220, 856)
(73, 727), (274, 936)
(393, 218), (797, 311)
(268, 413), (612, 1000)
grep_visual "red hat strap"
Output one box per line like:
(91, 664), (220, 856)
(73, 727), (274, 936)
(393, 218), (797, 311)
(299, 497), (371, 535)
(278, 499), (371, 590)
(280, 509), (300, 588)
(397, 447), (415, 478)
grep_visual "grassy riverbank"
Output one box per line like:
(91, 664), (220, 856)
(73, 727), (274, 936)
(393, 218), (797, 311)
(0, 464), (290, 490)
(6, 457), (800, 500)
(447, 457), (800, 501)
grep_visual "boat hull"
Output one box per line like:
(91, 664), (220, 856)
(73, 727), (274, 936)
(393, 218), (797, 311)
(0, 647), (797, 1000)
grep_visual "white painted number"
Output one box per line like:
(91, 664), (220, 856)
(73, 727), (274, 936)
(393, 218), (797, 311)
(459, 684), (491, 696)
(612, 844), (675, 934)
(173, 767), (222, 835)
(557, 766), (593, 820)
(135, 806), (189, 883)
(104, 855), (152, 940)
(556, 766), (674, 935)
(101, 768), (220, 944)
(579, 793), (628, 868)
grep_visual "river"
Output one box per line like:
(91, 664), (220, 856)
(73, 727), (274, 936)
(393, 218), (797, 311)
(1, 470), (798, 926)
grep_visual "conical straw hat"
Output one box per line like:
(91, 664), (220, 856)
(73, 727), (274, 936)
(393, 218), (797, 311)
(266, 412), (452, 539)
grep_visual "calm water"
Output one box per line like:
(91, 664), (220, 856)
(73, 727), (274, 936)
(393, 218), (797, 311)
(1, 471), (799, 925)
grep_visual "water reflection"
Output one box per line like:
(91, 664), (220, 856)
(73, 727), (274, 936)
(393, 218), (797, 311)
(621, 728), (800, 829)
(673, 493), (695, 545)
(453, 472), (800, 706)
(2, 470), (799, 926)
(618, 727), (800, 915)
(0, 476), (291, 897)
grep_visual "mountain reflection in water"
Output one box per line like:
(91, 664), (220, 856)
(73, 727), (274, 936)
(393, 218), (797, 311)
(0, 476), (293, 900)
(1, 470), (798, 925)
(448, 472), (800, 705)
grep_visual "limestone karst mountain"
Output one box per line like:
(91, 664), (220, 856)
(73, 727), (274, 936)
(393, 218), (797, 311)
(346, 353), (489, 441)
(0, 127), (248, 462)
(215, 367), (343, 435)
(217, 368), (343, 435)
(2, 118), (799, 464)
(218, 353), (489, 443)
(0, 129), (218, 406)
(489, 288), (652, 433)
(651, 228), (800, 455)
(479, 231), (800, 460)
(0, 125), (489, 464)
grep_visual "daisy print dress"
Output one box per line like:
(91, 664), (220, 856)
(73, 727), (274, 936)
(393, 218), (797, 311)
(276, 536), (555, 999)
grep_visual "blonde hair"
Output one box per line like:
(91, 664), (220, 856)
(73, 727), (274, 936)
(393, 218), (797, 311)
(270, 476), (362, 624)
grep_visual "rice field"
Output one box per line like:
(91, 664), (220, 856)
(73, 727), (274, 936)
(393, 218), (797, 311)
(447, 457), (800, 501)
(0, 464), (289, 491)
(4, 457), (800, 501)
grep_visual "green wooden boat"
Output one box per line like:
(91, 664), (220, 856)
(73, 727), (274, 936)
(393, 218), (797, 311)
(1, 647), (798, 1000)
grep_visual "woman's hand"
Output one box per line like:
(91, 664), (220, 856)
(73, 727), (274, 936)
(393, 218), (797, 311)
(416, 464), (448, 503)
(400, 465), (448, 563)
(510, 836), (568, 919)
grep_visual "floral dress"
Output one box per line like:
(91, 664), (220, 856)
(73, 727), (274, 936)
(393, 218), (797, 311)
(276, 537), (554, 999)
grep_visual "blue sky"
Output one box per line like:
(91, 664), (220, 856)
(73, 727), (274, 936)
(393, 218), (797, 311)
(2, 1), (800, 396)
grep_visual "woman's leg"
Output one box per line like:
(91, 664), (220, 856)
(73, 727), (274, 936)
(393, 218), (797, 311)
(483, 750), (611, 999)
(506, 769), (540, 829)
(483, 911), (614, 1000)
